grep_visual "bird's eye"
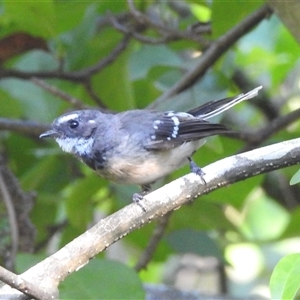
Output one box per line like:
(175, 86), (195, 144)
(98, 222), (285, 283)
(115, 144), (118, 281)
(68, 120), (79, 129)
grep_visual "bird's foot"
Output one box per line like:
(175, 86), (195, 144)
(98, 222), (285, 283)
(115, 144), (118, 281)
(188, 157), (206, 184)
(132, 184), (151, 212)
(132, 192), (146, 212)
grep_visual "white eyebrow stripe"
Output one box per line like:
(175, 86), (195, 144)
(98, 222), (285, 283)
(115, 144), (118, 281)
(58, 113), (79, 123)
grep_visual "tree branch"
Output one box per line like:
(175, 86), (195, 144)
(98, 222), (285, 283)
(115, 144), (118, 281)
(31, 79), (113, 113)
(1, 138), (300, 298)
(0, 35), (131, 83)
(0, 155), (35, 256)
(126, 0), (207, 45)
(150, 4), (273, 108)
(232, 68), (280, 121)
(0, 118), (48, 137)
(31, 78), (88, 110)
(73, 34), (131, 79)
(239, 107), (300, 152)
(0, 171), (18, 271)
(268, 0), (300, 45)
(0, 266), (53, 300)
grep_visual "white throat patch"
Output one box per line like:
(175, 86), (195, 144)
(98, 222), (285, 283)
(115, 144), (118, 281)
(55, 137), (94, 155)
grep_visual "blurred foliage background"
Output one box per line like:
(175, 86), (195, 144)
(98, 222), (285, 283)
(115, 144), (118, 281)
(0, 1), (300, 299)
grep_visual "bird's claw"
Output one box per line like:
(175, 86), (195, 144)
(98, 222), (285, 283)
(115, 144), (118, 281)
(188, 157), (206, 184)
(132, 193), (146, 212)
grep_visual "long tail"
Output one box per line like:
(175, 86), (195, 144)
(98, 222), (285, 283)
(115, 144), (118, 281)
(188, 86), (262, 120)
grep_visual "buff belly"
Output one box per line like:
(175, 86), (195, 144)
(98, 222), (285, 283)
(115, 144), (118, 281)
(96, 140), (204, 185)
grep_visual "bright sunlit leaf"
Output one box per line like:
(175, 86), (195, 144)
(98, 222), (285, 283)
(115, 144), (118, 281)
(239, 190), (290, 241)
(270, 253), (300, 300)
(290, 169), (300, 185)
(190, 3), (211, 22)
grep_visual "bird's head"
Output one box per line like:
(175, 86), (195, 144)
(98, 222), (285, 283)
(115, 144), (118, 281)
(40, 110), (101, 155)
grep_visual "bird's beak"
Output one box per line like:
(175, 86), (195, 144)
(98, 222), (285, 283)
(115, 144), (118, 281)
(39, 129), (58, 138)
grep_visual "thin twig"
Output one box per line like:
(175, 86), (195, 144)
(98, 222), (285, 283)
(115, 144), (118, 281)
(0, 171), (18, 271)
(0, 35), (131, 83)
(240, 107), (300, 152)
(125, 0), (208, 45)
(0, 156), (35, 255)
(74, 34), (132, 78)
(34, 220), (68, 253)
(0, 68), (83, 81)
(32, 78), (88, 110)
(111, 13), (209, 46)
(134, 212), (172, 272)
(232, 69), (279, 120)
(111, 17), (172, 45)
(83, 80), (107, 109)
(0, 118), (48, 136)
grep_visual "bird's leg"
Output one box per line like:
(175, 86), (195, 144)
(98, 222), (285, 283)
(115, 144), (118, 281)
(132, 184), (152, 212)
(188, 157), (206, 184)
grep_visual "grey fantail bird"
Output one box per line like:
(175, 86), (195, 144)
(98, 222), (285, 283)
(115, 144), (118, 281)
(40, 86), (262, 209)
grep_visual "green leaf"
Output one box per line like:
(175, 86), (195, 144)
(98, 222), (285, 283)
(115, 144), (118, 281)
(92, 47), (136, 110)
(126, 222), (172, 262)
(270, 253), (300, 300)
(190, 3), (211, 22)
(170, 199), (236, 232)
(132, 78), (161, 108)
(280, 208), (300, 239)
(0, 88), (22, 117)
(54, 2), (94, 34)
(59, 224), (86, 248)
(165, 229), (223, 260)
(240, 193), (289, 241)
(21, 155), (71, 192)
(60, 259), (145, 299)
(202, 175), (263, 209)
(4, 0), (56, 38)
(0, 51), (60, 122)
(59, 4), (99, 70)
(290, 169), (300, 185)
(65, 176), (107, 229)
(211, 1), (263, 38)
(16, 253), (46, 273)
(154, 70), (229, 112)
(30, 194), (58, 244)
(129, 45), (182, 81)
(66, 22), (137, 110)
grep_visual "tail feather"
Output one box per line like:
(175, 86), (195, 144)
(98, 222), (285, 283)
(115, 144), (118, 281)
(188, 86), (262, 120)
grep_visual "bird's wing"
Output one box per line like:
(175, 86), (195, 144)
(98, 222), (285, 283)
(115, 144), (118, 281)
(144, 112), (230, 150)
